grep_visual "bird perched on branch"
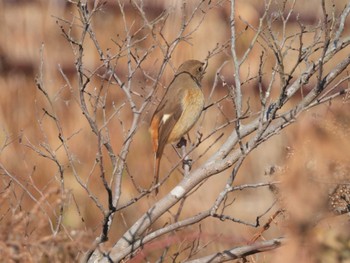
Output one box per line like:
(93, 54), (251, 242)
(150, 60), (206, 194)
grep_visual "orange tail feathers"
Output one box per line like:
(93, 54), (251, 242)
(150, 116), (161, 194)
(154, 155), (161, 195)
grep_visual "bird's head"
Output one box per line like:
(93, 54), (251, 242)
(176, 60), (206, 82)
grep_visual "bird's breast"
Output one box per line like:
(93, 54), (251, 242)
(168, 87), (204, 142)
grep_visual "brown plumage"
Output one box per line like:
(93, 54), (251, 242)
(150, 60), (206, 194)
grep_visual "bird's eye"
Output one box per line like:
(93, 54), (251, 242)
(198, 66), (203, 72)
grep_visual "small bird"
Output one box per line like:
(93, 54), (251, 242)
(150, 60), (206, 194)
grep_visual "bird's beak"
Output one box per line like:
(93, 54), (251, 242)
(203, 61), (208, 74)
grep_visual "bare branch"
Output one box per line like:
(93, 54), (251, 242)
(184, 237), (286, 263)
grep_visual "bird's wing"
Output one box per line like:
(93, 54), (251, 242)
(155, 83), (186, 157)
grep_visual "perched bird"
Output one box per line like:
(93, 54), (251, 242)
(150, 60), (206, 194)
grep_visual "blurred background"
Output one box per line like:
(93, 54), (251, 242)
(0, 0), (349, 262)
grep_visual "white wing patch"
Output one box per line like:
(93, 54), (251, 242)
(161, 113), (172, 123)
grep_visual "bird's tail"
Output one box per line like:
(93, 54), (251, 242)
(154, 154), (161, 195)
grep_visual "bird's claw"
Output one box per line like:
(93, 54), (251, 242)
(182, 158), (192, 170)
(177, 137), (187, 148)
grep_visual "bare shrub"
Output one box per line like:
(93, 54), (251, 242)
(1, 0), (350, 262)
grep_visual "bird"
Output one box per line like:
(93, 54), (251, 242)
(150, 60), (206, 194)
